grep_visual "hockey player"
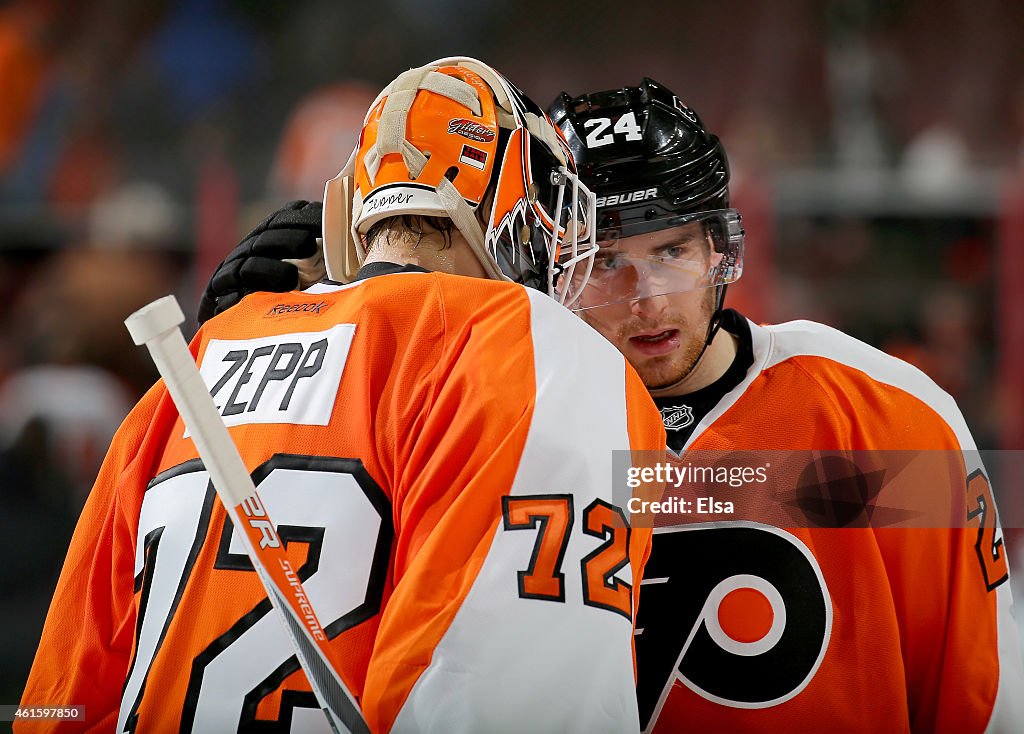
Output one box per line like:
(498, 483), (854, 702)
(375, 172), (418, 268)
(549, 79), (1024, 733)
(198, 77), (1024, 733)
(18, 59), (665, 733)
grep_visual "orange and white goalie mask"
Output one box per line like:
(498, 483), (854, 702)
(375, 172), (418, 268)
(322, 57), (597, 306)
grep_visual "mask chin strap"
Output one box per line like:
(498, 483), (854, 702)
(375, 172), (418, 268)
(436, 175), (507, 281)
(646, 284), (729, 398)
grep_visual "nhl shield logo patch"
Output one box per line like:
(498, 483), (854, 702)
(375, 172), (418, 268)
(660, 404), (694, 431)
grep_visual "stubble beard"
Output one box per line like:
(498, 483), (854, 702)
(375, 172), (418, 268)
(585, 290), (716, 391)
(639, 327), (709, 390)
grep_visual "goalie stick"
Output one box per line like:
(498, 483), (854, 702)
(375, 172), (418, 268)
(125, 295), (370, 734)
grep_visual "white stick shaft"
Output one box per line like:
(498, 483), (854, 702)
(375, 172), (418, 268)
(125, 296), (368, 734)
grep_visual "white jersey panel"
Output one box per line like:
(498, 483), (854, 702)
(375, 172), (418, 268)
(392, 290), (641, 733)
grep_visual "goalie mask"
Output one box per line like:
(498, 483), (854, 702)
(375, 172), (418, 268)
(323, 57), (596, 306)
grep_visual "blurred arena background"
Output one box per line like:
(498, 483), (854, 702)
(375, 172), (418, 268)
(1, 0), (1023, 705)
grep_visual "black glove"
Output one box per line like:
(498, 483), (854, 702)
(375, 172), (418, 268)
(198, 200), (324, 325)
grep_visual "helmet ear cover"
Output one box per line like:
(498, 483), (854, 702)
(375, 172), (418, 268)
(323, 57), (598, 305)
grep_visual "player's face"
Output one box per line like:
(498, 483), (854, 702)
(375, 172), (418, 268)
(575, 222), (720, 390)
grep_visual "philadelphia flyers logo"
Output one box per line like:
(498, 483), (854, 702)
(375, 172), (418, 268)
(635, 523), (832, 731)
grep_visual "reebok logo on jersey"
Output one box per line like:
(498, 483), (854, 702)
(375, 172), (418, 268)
(660, 404), (694, 431)
(191, 324), (355, 434)
(265, 301), (331, 317)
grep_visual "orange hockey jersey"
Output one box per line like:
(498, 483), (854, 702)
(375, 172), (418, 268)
(19, 268), (665, 733)
(638, 317), (1024, 733)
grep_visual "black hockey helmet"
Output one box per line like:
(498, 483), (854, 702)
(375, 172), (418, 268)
(547, 78), (730, 234)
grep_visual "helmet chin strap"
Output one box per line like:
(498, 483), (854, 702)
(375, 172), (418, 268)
(646, 285), (729, 398)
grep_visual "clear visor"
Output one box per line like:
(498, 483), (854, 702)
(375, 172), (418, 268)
(570, 208), (744, 312)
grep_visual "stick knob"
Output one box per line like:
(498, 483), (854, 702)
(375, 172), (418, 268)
(125, 295), (186, 346)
